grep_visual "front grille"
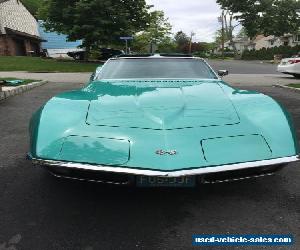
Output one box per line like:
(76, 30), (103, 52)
(47, 166), (134, 185)
(45, 163), (287, 185)
(200, 165), (285, 184)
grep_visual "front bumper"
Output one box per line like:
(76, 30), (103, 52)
(277, 64), (298, 74)
(29, 155), (299, 183)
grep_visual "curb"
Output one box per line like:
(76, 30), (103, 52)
(274, 84), (300, 93)
(0, 80), (47, 101)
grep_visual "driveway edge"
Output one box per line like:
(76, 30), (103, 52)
(0, 80), (47, 101)
(274, 84), (300, 93)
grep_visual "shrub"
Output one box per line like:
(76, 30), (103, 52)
(242, 45), (300, 60)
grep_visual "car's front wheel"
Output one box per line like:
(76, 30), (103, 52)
(292, 74), (300, 79)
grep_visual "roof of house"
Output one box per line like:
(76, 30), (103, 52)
(5, 27), (44, 41)
(0, 0), (37, 19)
(0, 0), (40, 37)
(232, 36), (249, 43)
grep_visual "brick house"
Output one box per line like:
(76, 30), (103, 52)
(0, 0), (43, 56)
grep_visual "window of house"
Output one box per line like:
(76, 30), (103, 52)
(294, 35), (300, 42)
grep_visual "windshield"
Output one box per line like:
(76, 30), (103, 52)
(96, 58), (218, 80)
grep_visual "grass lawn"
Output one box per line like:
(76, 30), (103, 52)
(288, 84), (300, 89)
(0, 77), (37, 86)
(0, 56), (100, 72)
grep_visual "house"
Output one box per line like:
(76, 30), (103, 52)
(253, 35), (282, 50)
(225, 37), (255, 54)
(254, 34), (300, 50)
(280, 34), (300, 47)
(216, 32), (300, 55)
(0, 0), (43, 56)
(215, 37), (255, 55)
(38, 21), (83, 58)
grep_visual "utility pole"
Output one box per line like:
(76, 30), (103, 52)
(125, 39), (128, 54)
(221, 10), (225, 60)
(189, 32), (195, 54)
(150, 41), (154, 54)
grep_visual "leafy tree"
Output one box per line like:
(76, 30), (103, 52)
(39, 0), (150, 56)
(217, 0), (300, 38)
(184, 42), (214, 54)
(222, 10), (240, 54)
(22, 0), (42, 16)
(174, 31), (189, 46)
(132, 10), (172, 53)
(214, 10), (240, 55)
(237, 27), (248, 38)
(174, 31), (190, 53)
(146, 10), (172, 44)
(156, 37), (177, 53)
(214, 29), (229, 45)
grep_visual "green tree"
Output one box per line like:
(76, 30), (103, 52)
(132, 10), (173, 53)
(22, 0), (42, 16)
(214, 29), (229, 45)
(217, 0), (300, 38)
(237, 27), (248, 38)
(39, 0), (150, 56)
(222, 10), (241, 54)
(174, 31), (190, 53)
(157, 37), (177, 53)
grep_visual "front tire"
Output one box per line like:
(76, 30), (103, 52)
(292, 74), (300, 79)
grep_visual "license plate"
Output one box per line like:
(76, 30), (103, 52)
(136, 176), (196, 187)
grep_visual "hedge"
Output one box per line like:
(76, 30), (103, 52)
(242, 45), (300, 60)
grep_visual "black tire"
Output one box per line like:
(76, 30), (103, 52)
(292, 74), (300, 79)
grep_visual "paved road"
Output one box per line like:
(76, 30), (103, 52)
(1, 60), (299, 86)
(223, 74), (300, 86)
(208, 59), (300, 86)
(207, 59), (279, 74)
(0, 81), (299, 250)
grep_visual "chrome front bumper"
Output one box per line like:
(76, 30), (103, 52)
(29, 155), (299, 178)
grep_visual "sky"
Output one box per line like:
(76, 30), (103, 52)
(146, 0), (222, 43)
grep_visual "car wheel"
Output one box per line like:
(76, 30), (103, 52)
(292, 74), (300, 79)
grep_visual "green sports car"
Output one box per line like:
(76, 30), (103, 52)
(28, 55), (299, 187)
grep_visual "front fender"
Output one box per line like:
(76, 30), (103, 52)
(29, 91), (90, 159)
(221, 84), (299, 158)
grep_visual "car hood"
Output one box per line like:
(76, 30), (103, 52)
(85, 80), (240, 130)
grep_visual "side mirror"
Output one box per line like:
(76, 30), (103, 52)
(89, 66), (103, 81)
(89, 72), (95, 82)
(218, 70), (229, 77)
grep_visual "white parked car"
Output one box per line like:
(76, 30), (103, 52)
(277, 56), (300, 78)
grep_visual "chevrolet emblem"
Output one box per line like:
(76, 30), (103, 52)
(155, 150), (177, 156)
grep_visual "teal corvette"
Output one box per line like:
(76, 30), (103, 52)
(28, 55), (299, 187)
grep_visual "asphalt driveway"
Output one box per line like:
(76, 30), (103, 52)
(0, 80), (299, 250)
